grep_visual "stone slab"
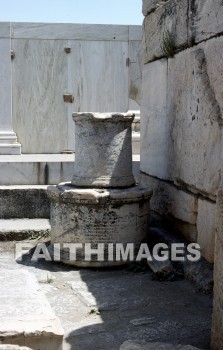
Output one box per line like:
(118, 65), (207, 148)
(0, 186), (49, 219)
(129, 41), (141, 63)
(140, 173), (198, 225)
(67, 40), (129, 152)
(12, 38), (68, 154)
(0, 346), (32, 349)
(129, 62), (142, 106)
(11, 22), (130, 41)
(168, 38), (223, 197)
(140, 173), (198, 242)
(141, 59), (168, 180)
(0, 144), (21, 155)
(129, 26), (142, 41)
(142, 0), (188, 63)
(0, 269), (63, 349)
(0, 154), (140, 185)
(132, 132), (140, 155)
(197, 199), (216, 263)
(211, 188), (223, 349)
(189, 0), (223, 44)
(149, 226), (213, 293)
(120, 341), (204, 350)
(0, 22), (10, 38)
(0, 219), (50, 241)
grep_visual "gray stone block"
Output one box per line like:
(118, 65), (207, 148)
(197, 199), (216, 263)
(140, 173), (198, 242)
(141, 59), (169, 181)
(0, 270), (64, 350)
(168, 38), (223, 197)
(0, 219), (50, 241)
(142, 0), (188, 63)
(211, 188), (223, 349)
(0, 186), (50, 219)
(189, 0), (223, 44)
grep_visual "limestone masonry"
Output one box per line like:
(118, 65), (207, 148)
(141, 0), (223, 264)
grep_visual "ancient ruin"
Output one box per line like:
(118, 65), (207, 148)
(48, 112), (152, 266)
(0, 0), (223, 349)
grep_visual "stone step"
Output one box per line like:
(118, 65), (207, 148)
(0, 154), (140, 219)
(0, 154), (140, 185)
(0, 219), (50, 241)
(120, 341), (204, 350)
(0, 346), (33, 350)
(0, 269), (63, 350)
(0, 186), (50, 219)
(149, 226), (213, 293)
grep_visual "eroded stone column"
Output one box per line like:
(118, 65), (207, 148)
(71, 112), (135, 188)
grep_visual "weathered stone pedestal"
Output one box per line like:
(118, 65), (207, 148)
(48, 184), (152, 266)
(48, 112), (152, 266)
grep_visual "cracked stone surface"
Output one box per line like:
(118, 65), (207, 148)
(0, 242), (212, 350)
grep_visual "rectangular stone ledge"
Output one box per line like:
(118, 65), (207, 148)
(197, 199), (216, 263)
(0, 186), (50, 219)
(167, 38), (223, 197)
(211, 189), (223, 349)
(140, 173), (198, 241)
(140, 59), (168, 181)
(142, 0), (188, 64)
(0, 270), (64, 350)
(11, 22), (129, 41)
(0, 154), (140, 185)
(0, 144), (21, 155)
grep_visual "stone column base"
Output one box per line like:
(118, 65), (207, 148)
(48, 182), (152, 267)
(0, 131), (21, 155)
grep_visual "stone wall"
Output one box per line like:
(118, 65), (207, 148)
(211, 188), (223, 349)
(140, 0), (223, 263)
(0, 22), (141, 154)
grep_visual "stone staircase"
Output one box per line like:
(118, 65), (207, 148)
(0, 155), (140, 241)
(0, 186), (63, 350)
(0, 185), (50, 242)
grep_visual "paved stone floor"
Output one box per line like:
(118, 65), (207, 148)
(0, 243), (212, 350)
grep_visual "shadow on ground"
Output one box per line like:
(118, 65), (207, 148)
(11, 248), (213, 350)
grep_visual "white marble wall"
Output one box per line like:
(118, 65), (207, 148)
(12, 38), (68, 153)
(8, 22), (142, 153)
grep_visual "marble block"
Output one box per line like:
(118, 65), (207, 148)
(71, 113), (135, 188)
(0, 270), (63, 349)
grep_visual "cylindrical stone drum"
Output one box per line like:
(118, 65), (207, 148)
(48, 183), (152, 267)
(71, 112), (135, 188)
